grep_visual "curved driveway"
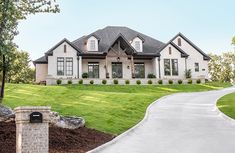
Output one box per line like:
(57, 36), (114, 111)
(89, 87), (235, 153)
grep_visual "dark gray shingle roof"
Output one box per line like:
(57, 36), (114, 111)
(72, 26), (165, 54)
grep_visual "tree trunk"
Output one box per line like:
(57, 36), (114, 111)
(0, 55), (6, 100)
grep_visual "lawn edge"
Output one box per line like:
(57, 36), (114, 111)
(88, 87), (235, 153)
(215, 92), (235, 125)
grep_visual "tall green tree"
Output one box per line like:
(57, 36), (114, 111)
(0, 0), (59, 99)
(4, 49), (35, 83)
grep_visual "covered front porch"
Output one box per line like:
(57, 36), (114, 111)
(79, 34), (158, 80)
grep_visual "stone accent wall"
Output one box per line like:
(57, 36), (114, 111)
(14, 106), (51, 153)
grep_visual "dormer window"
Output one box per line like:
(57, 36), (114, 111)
(132, 36), (143, 52)
(134, 41), (141, 52)
(87, 36), (98, 51)
(90, 40), (96, 51)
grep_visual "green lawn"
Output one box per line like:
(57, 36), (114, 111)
(3, 82), (231, 135)
(217, 91), (235, 119)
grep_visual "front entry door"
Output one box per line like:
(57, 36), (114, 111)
(112, 62), (123, 78)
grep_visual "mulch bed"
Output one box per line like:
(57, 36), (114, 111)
(0, 121), (114, 153)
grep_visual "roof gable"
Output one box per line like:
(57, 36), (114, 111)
(45, 38), (82, 56)
(172, 33), (210, 60)
(72, 26), (165, 54)
(159, 41), (189, 58)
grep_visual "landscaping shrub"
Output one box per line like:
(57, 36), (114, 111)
(113, 79), (118, 84)
(188, 79), (193, 84)
(136, 80), (141, 85)
(196, 79), (201, 84)
(125, 80), (130, 85)
(90, 80), (94, 84)
(82, 73), (88, 78)
(78, 79), (83, 84)
(178, 79), (183, 84)
(147, 73), (156, 78)
(102, 79), (107, 85)
(67, 80), (72, 84)
(158, 80), (163, 84)
(56, 79), (62, 85)
(148, 80), (153, 85)
(168, 80), (173, 84)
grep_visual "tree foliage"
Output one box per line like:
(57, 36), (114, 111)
(208, 51), (235, 82)
(0, 0), (59, 99)
(3, 49), (35, 83)
(232, 36), (235, 46)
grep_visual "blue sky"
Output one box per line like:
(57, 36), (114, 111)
(14, 0), (235, 60)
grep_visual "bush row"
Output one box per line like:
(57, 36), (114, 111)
(56, 79), (202, 85)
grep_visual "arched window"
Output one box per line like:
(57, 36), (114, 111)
(169, 47), (172, 55)
(64, 44), (67, 53)
(178, 38), (182, 46)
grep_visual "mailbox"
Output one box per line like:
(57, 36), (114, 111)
(29, 112), (43, 123)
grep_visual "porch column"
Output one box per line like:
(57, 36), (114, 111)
(79, 56), (82, 79)
(105, 56), (109, 78)
(154, 57), (158, 78)
(158, 57), (161, 79)
(131, 55), (135, 78)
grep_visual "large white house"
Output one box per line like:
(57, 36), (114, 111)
(34, 26), (210, 84)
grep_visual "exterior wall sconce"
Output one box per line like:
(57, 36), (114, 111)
(127, 66), (130, 69)
(117, 57), (120, 62)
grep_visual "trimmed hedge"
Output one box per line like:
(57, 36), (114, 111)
(90, 80), (94, 84)
(113, 79), (118, 85)
(56, 79), (62, 85)
(125, 80), (130, 85)
(148, 80), (153, 85)
(158, 80), (163, 84)
(102, 79), (107, 85)
(136, 80), (141, 85)
(168, 80), (173, 84)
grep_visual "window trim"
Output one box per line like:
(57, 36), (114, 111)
(164, 59), (171, 76)
(66, 57), (73, 76)
(88, 62), (99, 78)
(89, 40), (96, 51)
(134, 62), (145, 78)
(112, 62), (123, 78)
(169, 47), (172, 55)
(195, 63), (199, 72)
(171, 59), (179, 76)
(134, 41), (141, 52)
(57, 57), (64, 76)
(178, 38), (182, 46)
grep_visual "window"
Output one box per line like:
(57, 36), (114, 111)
(90, 40), (96, 51)
(66, 58), (73, 76)
(169, 47), (172, 55)
(112, 62), (122, 78)
(178, 38), (182, 46)
(164, 59), (171, 76)
(195, 63), (199, 72)
(171, 59), (178, 76)
(134, 41), (141, 52)
(57, 57), (64, 75)
(134, 63), (145, 78)
(64, 44), (67, 53)
(88, 62), (99, 78)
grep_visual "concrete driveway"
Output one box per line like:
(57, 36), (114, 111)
(89, 87), (235, 153)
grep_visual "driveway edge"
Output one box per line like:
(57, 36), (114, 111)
(87, 94), (176, 153)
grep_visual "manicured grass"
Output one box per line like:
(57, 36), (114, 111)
(217, 91), (235, 119)
(3, 82), (231, 135)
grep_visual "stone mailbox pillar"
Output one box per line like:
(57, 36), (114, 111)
(14, 106), (51, 153)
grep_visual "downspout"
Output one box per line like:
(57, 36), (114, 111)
(185, 57), (188, 79)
